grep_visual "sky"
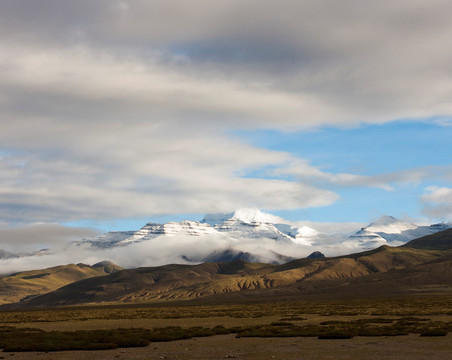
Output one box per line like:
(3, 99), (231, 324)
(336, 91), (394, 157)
(1, 0), (452, 253)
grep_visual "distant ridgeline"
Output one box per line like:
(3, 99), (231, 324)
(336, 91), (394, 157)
(2, 227), (452, 308)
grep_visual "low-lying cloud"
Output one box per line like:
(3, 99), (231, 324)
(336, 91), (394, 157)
(0, 224), (99, 253)
(0, 230), (359, 275)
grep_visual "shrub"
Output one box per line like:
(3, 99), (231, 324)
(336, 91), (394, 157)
(420, 329), (448, 337)
(270, 322), (294, 327)
(318, 331), (354, 339)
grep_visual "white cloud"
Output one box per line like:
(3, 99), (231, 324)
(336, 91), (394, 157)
(0, 44), (344, 225)
(421, 186), (452, 220)
(0, 115), (340, 224)
(0, 224), (99, 253)
(2, 1), (452, 129)
(0, 231), (356, 275)
(0, 1), (451, 228)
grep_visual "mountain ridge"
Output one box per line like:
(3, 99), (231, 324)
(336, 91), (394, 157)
(4, 227), (452, 309)
(76, 209), (452, 266)
(0, 261), (122, 305)
(348, 216), (451, 248)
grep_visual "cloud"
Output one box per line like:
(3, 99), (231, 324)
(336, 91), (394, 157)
(0, 230), (356, 275)
(2, 1), (452, 128)
(0, 43), (344, 225)
(270, 160), (452, 191)
(0, 1), (451, 227)
(0, 224), (99, 252)
(0, 117), (339, 224)
(421, 186), (452, 220)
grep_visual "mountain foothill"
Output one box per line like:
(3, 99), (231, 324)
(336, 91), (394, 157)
(1, 225), (452, 309)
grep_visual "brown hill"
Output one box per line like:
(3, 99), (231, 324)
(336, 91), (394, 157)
(317, 252), (452, 298)
(3, 228), (452, 308)
(0, 261), (122, 305)
(403, 227), (452, 250)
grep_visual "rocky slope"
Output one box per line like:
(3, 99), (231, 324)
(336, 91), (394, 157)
(7, 228), (452, 308)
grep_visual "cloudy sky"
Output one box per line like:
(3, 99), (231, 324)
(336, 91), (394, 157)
(1, 0), (452, 249)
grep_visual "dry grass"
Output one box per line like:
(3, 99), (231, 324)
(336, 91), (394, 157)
(2, 296), (452, 324)
(0, 263), (120, 305)
(1, 296), (452, 352)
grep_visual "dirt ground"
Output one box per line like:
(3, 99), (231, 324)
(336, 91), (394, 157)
(2, 333), (452, 360)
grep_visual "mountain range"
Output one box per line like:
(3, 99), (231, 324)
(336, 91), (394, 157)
(2, 227), (452, 308)
(1, 210), (450, 277)
(76, 209), (451, 264)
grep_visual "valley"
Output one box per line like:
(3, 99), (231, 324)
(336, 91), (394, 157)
(1, 225), (452, 358)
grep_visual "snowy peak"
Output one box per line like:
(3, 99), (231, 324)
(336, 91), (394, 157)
(214, 217), (294, 243)
(85, 208), (326, 249)
(117, 220), (219, 245)
(201, 208), (298, 243)
(296, 226), (319, 238)
(81, 211), (452, 260)
(349, 215), (452, 249)
(81, 220), (219, 248)
(366, 216), (418, 234)
(202, 208), (284, 226)
(372, 215), (399, 224)
(230, 208), (281, 224)
(147, 221), (218, 237)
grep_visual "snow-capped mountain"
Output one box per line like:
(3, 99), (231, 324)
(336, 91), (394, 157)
(203, 209), (295, 243)
(77, 209), (452, 264)
(202, 209), (319, 246)
(79, 209), (320, 264)
(83, 221), (220, 248)
(83, 209), (315, 249)
(273, 224), (319, 246)
(349, 215), (452, 249)
(202, 208), (285, 226)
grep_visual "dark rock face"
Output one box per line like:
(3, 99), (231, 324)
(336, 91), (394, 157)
(307, 251), (325, 259)
(183, 249), (256, 263)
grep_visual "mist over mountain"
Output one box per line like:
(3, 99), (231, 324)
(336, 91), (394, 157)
(0, 249), (18, 260)
(4, 227), (452, 308)
(0, 209), (450, 275)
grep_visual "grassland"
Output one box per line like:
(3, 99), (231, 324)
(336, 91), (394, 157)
(1, 296), (452, 354)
